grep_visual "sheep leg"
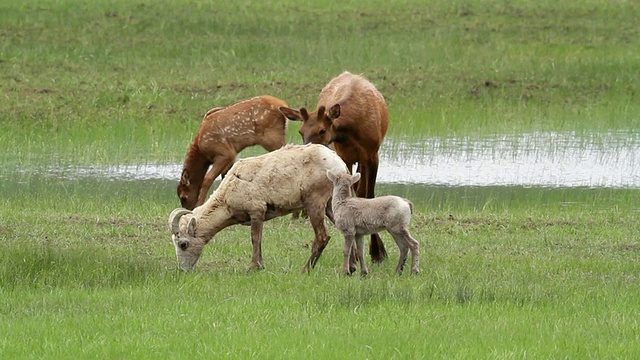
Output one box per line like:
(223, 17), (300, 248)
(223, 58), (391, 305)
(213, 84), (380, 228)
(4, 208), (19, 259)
(342, 234), (355, 276)
(405, 231), (420, 275)
(249, 214), (265, 270)
(393, 229), (420, 275)
(355, 234), (369, 276)
(302, 203), (330, 273)
(196, 154), (236, 207)
(324, 199), (335, 224)
(349, 243), (358, 274)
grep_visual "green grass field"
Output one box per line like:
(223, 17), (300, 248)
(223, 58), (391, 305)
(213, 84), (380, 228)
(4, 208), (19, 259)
(1, 0), (640, 358)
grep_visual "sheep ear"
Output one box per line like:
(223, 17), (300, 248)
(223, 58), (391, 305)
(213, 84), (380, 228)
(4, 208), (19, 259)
(351, 173), (361, 184)
(187, 217), (197, 237)
(279, 107), (303, 121)
(326, 170), (336, 181)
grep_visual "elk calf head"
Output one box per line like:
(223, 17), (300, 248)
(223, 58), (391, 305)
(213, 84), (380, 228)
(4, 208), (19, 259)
(177, 169), (199, 210)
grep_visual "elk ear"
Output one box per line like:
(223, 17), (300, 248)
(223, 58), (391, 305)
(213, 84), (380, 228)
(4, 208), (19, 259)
(299, 107), (310, 120)
(187, 217), (197, 237)
(316, 105), (326, 121)
(328, 104), (341, 120)
(351, 173), (361, 184)
(279, 107), (303, 121)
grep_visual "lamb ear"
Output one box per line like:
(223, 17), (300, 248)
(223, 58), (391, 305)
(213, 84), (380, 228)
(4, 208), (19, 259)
(326, 170), (337, 182)
(351, 173), (361, 184)
(187, 217), (197, 237)
(279, 107), (303, 121)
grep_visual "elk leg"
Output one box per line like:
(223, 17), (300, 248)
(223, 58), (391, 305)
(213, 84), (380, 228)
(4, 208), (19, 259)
(358, 158), (387, 263)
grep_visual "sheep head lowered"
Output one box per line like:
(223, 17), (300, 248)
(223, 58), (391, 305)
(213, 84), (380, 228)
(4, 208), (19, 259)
(168, 208), (204, 271)
(168, 144), (348, 272)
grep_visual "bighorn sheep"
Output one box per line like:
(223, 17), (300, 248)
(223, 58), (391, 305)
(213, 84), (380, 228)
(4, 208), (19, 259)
(177, 95), (289, 210)
(280, 71), (389, 263)
(326, 170), (420, 276)
(169, 144), (348, 272)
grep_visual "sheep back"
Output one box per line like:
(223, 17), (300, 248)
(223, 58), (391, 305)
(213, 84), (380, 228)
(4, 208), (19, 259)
(214, 144), (348, 214)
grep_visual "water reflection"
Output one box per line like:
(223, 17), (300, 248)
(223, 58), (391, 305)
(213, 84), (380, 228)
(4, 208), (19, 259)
(382, 131), (640, 187)
(26, 131), (640, 188)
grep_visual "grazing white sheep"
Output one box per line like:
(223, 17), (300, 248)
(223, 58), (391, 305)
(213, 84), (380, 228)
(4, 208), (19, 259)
(326, 170), (420, 276)
(168, 144), (348, 272)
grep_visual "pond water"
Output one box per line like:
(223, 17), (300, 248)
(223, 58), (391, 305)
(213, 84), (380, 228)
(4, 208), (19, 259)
(20, 131), (640, 188)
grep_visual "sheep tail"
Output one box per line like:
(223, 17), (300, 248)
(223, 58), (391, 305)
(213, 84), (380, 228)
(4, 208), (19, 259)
(407, 199), (414, 214)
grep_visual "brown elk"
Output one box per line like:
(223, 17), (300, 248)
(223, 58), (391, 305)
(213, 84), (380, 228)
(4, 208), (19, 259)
(177, 95), (289, 210)
(279, 71), (389, 263)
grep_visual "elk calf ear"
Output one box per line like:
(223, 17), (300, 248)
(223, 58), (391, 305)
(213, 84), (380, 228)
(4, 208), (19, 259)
(205, 106), (225, 118)
(280, 107), (303, 121)
(181, 170), (191, 186)
(328, 104), (341, 120)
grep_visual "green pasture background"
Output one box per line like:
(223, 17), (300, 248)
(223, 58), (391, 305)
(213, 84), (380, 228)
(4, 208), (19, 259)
(1, 0), (638, 165)
(1, 0), (639, 358)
